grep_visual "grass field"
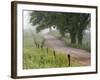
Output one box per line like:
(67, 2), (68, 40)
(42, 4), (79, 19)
(23, 29), (81, 69)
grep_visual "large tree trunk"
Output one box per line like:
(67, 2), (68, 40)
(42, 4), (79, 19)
(70, 31), (76, 44)
(77, 29), (83, 45)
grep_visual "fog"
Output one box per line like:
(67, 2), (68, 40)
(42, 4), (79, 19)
(23, 10), (51, 34)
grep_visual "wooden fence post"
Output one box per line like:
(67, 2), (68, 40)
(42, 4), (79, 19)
(53, 50), (56, 58)
(68, 54), (70, 66)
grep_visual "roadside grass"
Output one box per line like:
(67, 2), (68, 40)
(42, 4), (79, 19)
(23, 29), (81, 69)
(63, 37), (90, 52)
(24, 48), (66, 69)
(23, 47), (81, 69)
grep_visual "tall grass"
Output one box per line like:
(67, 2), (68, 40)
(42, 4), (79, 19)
(23, 47), (69, 69)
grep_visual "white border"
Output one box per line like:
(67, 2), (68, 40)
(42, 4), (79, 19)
(17, 3), (96, 76)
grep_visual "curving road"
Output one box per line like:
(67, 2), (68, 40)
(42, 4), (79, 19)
(43, 33), (90, 66)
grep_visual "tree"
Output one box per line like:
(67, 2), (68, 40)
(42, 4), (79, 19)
(29, 11), (90, 44)
(77, 13), (90, 44)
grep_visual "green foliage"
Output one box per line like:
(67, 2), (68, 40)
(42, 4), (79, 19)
(30, 11), (90, 45)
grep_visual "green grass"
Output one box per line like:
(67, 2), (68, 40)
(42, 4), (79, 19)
(62, 37), (90, 52)
(24, 48), (66, 69)
(23, 47), (81, 69)
(23, 29), (81, 69)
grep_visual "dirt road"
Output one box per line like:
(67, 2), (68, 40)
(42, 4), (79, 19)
(44, 33), (90, 66)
